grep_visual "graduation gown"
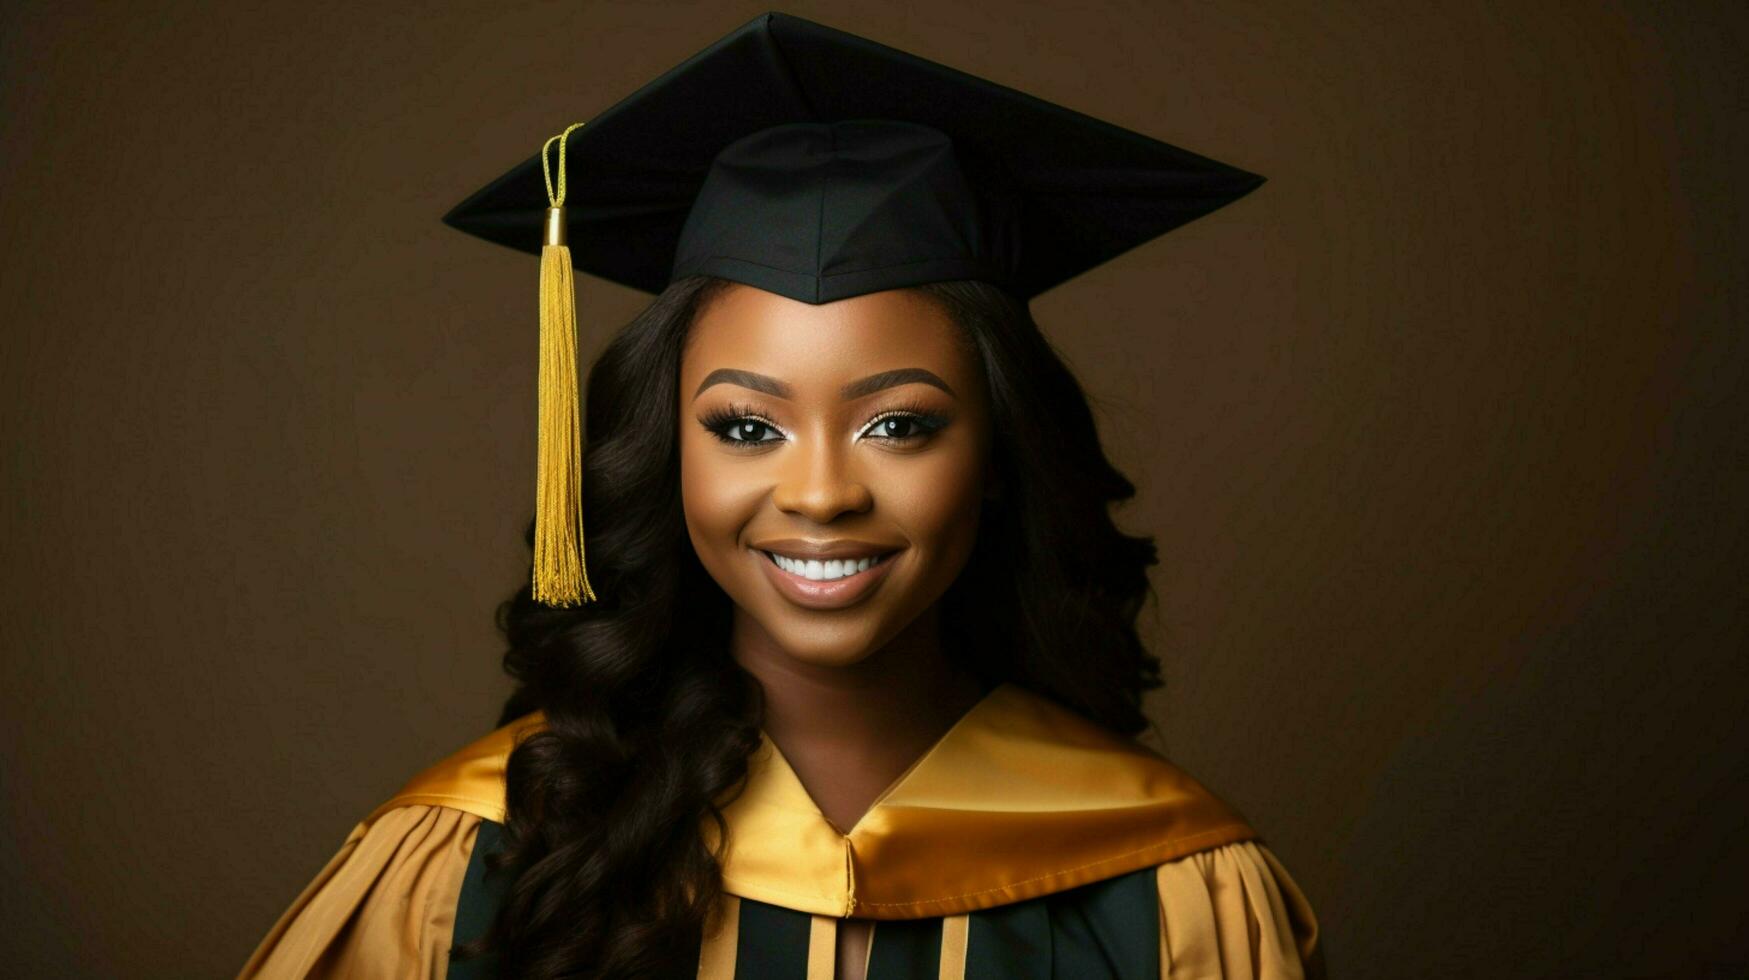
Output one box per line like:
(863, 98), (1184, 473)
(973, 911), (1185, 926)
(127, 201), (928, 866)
(239, 683), (1322, 979)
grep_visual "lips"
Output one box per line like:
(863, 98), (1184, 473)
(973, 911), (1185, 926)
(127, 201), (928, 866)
(752, 543), (901, 610)
(763, 550), (891, 580)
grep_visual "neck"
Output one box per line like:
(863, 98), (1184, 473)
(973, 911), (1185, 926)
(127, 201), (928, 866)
(730, 606), (989, 833)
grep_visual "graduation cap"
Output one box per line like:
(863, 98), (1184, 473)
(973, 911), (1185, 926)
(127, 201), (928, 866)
(443, 10), (1265, 607)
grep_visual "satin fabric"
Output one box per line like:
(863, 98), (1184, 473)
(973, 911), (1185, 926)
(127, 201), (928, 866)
(786, 683), (1258, 917)
(364, 682), (1258, 919)
(1157, 843), (1323, 978)
(239, 682), (1322, 977)
(238, 805), (477, 979)
(239, 815), (1319, 979)
(683, 840), (1319, 980)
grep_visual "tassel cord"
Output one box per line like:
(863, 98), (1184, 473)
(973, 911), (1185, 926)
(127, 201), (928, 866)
(531, 123), (596, 605)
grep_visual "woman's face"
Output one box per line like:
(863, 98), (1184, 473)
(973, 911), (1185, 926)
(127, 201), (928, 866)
(679, 283), (994, 669)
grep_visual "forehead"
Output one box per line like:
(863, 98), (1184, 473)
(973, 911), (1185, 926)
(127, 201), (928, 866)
(681, 284), (974, 392)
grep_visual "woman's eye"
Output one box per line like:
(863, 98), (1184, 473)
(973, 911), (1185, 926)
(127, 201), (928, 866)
(869, 416), (919, 439)
(710, 418), (782, 444)
(861, 412), (945, 442)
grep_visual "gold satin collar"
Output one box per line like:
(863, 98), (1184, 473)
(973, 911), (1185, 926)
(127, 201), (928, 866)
(372, 682), (1256, 919)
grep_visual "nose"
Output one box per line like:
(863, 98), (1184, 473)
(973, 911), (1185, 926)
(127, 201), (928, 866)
(769, 434), (873, 524)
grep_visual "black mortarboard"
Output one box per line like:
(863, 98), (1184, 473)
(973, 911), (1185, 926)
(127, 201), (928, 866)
(443, 10), (1265, 605)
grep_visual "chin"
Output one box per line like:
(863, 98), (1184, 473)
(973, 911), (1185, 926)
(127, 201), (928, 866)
(756, 614), (898, 668)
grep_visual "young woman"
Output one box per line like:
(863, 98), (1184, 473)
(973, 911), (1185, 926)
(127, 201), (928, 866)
(240, 12), (1322, 980)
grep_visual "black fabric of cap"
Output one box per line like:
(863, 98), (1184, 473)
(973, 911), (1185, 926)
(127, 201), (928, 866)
(441, 11), (1265, 304)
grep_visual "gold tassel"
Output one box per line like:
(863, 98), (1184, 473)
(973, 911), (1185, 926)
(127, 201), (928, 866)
(533, 123), (596, 606)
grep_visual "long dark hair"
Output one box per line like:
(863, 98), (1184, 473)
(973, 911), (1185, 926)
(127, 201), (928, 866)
(460, 274), (1164, 978)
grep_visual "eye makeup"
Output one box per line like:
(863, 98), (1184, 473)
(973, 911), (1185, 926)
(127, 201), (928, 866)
(697, 399), (952, 448)
(858, 399), (953, 441)
(698, 402), (784, 446)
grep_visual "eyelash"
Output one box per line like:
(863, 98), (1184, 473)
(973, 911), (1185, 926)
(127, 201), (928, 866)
(699, 403), (779, 446)
(866, 402), (951, 441)
(698, 400), (949, 448)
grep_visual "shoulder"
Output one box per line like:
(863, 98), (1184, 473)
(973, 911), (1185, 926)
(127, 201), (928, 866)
(364, 711), (549, 825)
(238, 714), (549, 978)
(985, 683), (1260, 855)
(993, 687), (1324, 974)
(1152, 839), (1325, 980)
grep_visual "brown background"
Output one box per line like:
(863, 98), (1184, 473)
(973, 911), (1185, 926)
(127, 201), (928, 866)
(3, 2), (1744, 977)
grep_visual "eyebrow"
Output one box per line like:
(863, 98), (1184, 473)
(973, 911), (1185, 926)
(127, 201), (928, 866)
(692, 367), (956, 401)
(694, 368), (792, 400)
(842, 368), (958, 401)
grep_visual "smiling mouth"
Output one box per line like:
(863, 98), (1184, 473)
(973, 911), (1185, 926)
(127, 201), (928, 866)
(761, 550), (895, 582)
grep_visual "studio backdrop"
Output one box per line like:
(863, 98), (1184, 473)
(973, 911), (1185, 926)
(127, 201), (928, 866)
(1, 2), (1744, 978)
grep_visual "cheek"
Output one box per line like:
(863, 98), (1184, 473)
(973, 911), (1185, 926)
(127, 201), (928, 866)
(880, 445), (988, 562)
(679, 436), (748, 553)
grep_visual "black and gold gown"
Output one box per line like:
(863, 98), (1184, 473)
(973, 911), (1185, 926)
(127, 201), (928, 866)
(240, 683), (1322, 978)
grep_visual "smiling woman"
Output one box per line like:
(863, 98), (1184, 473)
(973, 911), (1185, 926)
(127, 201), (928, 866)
(681, 286), (993, 666)
(239, 11), (1320, 980)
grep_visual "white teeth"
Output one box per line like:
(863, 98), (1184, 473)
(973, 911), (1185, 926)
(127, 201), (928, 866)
(765, 551), (886, 581)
